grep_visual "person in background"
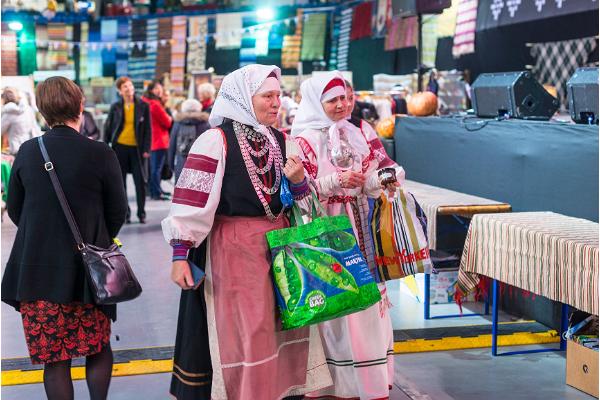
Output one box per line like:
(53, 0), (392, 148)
(1, 87), (41, 155)
(167, 99), (210, 182)
(427, 68), (440, 96)
(2, 76), (128, 400)
(142, 80), (173, 201)
(104, 76), (151, 224)
(196, 82), (216, 114)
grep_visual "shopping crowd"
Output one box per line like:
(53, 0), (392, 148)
(2, 64), (405, 400)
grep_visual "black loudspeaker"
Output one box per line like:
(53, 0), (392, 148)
(471, 71), (560, 120)
(567, 67), (599, 124)
(391, 0), (451, 17)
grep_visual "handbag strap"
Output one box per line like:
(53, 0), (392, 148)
(37, 136), (85, 249)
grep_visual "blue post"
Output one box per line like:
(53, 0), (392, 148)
(492, 279), (499, 356)
(424, 273), (431, 320)
(560, 304), (569, 351)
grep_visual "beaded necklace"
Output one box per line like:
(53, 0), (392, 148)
(233, 121), (284, 222)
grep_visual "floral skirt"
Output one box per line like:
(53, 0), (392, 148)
(20, 300), (111, 365)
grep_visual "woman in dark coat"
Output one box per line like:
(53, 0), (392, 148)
(1, 77), (128, 400)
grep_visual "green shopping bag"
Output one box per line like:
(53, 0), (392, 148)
(266, 195), (381, 330)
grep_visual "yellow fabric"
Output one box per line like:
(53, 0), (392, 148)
(117, 103), (136, 146)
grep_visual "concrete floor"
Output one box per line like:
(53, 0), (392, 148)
(1, 178), (594, 399)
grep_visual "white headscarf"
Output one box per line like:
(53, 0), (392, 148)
(209, 64), (282, 142)
(291, 71), (370, 158)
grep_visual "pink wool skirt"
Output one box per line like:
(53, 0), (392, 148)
(204, 215), (313, 400)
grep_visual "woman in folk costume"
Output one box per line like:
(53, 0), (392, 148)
(292, 71), (405, 400)
(162, 64), (331, 400)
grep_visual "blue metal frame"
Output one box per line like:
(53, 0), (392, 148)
(424, 272), (490, 319)
(491, 279), (569, 356)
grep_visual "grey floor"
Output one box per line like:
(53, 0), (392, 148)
(1, 178), (594, 399)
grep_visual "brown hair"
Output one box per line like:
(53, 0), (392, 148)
(36, 77), (83, 127)
(344, 80), (353, 90)
(116, 76), (132, 90)
(1, 87), (20, 105)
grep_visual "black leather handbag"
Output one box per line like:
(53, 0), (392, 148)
(38, 137), (142, 305)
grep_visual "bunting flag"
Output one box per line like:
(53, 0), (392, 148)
(384, 16), (417, 51)
(351, 1), (372, 40)
(187, 16), (208, 73)
(452, 0), (478, 57)
(281, 9), (303, 69)
(116, 19), (129, 78)
(301, 13), (327, 61)
(372, 0), (389, 38)
(101, 20), (118, 78)
(156, 17), (173, 79)
(170, 16), (187, 91)
(337, 8), (353, 71)
(531, 37), (598, 108)
(216, 12), (243, 49)
(1, 23), (18, 76)
(421, 15), (439, 67)
(437, 0), (459, 37)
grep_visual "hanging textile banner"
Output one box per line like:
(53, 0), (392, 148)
(281, 9), (303, 69)
(337, 8), (353, 71)
(421, 15), (438, 67)
(372, 0), (390, 38)
(116, 19), (129, 78)
(437, 0), (458, 37)
(170, 16), (187, 92)
(328, 10), (342, 70)
(128, 19), (147, 89)
(452, 0), (478, 58)
(87, 21), (103, 79)
(187, 16), (208, 74)
(156, 17), (173, 80)
(144, 18), (158, 83)
(216, 12), (243, 49)
(531, 37), (598, 109)
(477, 0), (598, 31)
(101, 20), (118, 78)
(301, 13), (327, 61)
(384, 16), (417, 51)
(255, 27), (270, 57)
(239, 15), (257, 68)
(1, 23), (18, 76)
(351, 1), (373, 40)
(78, 23), (88, 81)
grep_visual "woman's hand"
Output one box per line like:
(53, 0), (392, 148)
(339, 171), (366, 189)
(283, 156), (305, 184)
(383, 181), (400, 196)
(172, 260), (194, 290)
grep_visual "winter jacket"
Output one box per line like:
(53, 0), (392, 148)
(142, 96), (172, 151)
(1, 101), (40, 155)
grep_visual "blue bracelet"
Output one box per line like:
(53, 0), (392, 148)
(172, 255), (188, 262)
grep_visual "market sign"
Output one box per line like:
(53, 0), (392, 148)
(477, 0), (598, 31)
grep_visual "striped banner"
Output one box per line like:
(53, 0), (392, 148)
(187, 16), (208, 74)
(402, 180), (507, 250)
(458, 212), (599, 315)
(170, 16), (187, 92)
(452, 0), (478, 57)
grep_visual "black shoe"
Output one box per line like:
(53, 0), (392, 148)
(161, 190), (172, 196)
(151, 195), (171, 201)
(139, 215), (146, 224)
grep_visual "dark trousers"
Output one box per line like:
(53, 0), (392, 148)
(149, 149), (167, 198)
(113, 144), (146, 219)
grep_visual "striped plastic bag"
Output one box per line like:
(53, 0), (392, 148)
(370, 189), (432, 281)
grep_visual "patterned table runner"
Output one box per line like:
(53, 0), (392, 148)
(457, 212), (599, 315)
(403, 180), (509, 250)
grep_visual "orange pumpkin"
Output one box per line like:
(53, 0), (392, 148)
(376, 117), (395, 138)
(407, 92), (438, 117)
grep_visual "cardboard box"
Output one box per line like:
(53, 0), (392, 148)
(566, 340), (599, 398)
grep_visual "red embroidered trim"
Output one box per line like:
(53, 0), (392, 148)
(328, 195), (357, 204)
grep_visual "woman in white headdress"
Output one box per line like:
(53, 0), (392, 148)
(162, 64), (331, 400)
(292, 71), (405, 400)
